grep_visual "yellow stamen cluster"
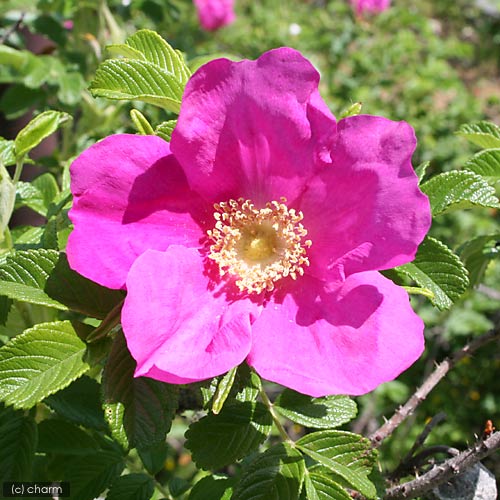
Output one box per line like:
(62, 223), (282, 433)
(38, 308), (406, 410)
(207, 197), (312, 294)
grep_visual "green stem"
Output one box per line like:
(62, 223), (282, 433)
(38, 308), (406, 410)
(12, 157), (24, 184)
(259, 386), (292, 443)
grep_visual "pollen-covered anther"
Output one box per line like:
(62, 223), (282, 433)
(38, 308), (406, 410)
(207, 197), (311, 294)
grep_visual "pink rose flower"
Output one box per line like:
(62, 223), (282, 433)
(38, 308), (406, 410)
(350, 0), (391, 16)
(67, 48), (430, 397)
(193, 0), (235, 31)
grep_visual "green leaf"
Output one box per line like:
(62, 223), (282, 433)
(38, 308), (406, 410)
(415, 161), (430, 183)
(89, 59), (184, 113)
(458, 234), (500, 287)
(0, 406), (37, 481)
(296, 431), (376, 499)
(274, 390), (356, 429)
(0, 137), (16, 167)
(464, 148), (500, 183)
(339, 102), (362, 119)
(37, 419), (99, 455)
(61, 450), (124, 500)
(108, 29), (191, 83)
(0, 164), (15, 243)
(130, 109), (155, 135)
(107, 473), (155, 500)
(102, 331), (178, 450)
(232, 443), (305, 500)
(44, 376), (107, 430)
(189, 475), (235, 500)
(16, 172), (60, 216)
(137, 441), (169, 475)
(456, 121), (500, 149)
(396, 236), (469, 310)
(14, 110), (72, 160)
(420, 170), (500, 216)
(0, 321), (90, 409)
(304, 473), (351, 500)
(0, 249), (124, 317)
(155, 120), (177, 142)
(212, 366), (238, 414)
(185, 400), (272, 470)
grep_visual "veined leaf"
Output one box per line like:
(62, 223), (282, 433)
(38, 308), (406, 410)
(185, 400), (272, 470)
(106, 473), (155, 500)
(0, 249), (124, 318)
(296, 431), (376, 499)
(189, 475), (235, 500)
(14, 110), (72, 160)
(0, 164), (15, 243)
(0, 137), (15, 167)
(464, 148), (500, 183)
(102, 331), (178, 450)
(37, 419), (99, 455)
(275, 390), (356, 429)
(0, 321), (90, 409)
(304, 473), (351, 500)
(420, 170), (499, 216)
(16, 173), (60, 216)
(155, 120), (177, 142)
(0, 406), (37, 481)
(396, 236), (469, 310)
(232, 443), (306, 500)
(456, 121), (500, 149)
(212, 366), (237, 414)
(108, 29), (191, 83)
(90, 59), (183, 113)
(458, 234), (500, 287)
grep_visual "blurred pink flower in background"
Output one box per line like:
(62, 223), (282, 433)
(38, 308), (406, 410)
(193, 0), (235, 31)
(67, 48), (430, 397)
(350, 0), (391, 16)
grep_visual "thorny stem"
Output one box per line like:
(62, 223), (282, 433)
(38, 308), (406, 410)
(369, 324), (500, 447)
(384, 432), (500, 500)
(259, 386), (291, 443)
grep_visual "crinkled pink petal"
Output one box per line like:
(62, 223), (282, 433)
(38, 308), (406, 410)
(67, 134), (208, 290)
(193, 0), (235, 31)
(121, 246), (259, 383)
(171, 47), (336, 206)
(350, 0), (391, 15)
(247, 271), (424, 397)
(300, 115), (430, 282)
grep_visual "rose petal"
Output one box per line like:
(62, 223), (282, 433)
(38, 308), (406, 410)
(171, 47), (336, 206)
(122, 246), (258, 383)
(67, 134), (208, 289)
(193, 0), (235, 31)
(247, 271), (424, 396)
(300, 115), (431, 281)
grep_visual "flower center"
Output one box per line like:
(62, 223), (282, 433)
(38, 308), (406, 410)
(207, 197), (311, 294)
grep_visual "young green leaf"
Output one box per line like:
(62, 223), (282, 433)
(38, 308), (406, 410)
(185, 400), (272, 470)
(212, 366), (238, 414)
(232, 443), (305, 500)
(106, 473), (155, 500)
(296, 431), (376, 499)
(0, 164), (15, 243)
(396, 236), (469, 310)
(130, 109), (155, 135)
(415, 161), (430, 183)
(189, 475), (235, 500)
(0, 406), (37, 481)
(304, 472), (351, 500)
(44, 376), (107, 430)
(14, 110), (72, 160)
(155, 120), (177, 142)
(456, 121), (500, 149)
(0, 137), (16, 167)
(464, 148), (500, 183)
(458, 234), (500, 287)
(16, 172), (60, 216)
(0, 321), (90, 409)
(274, 390), (357, 429)
(339, 102), (362, 119)
(89, 59), (184, 113)
(102, 331), (179, 450)
(0, 249), (124, 317)
(420, 170), (500, 216)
